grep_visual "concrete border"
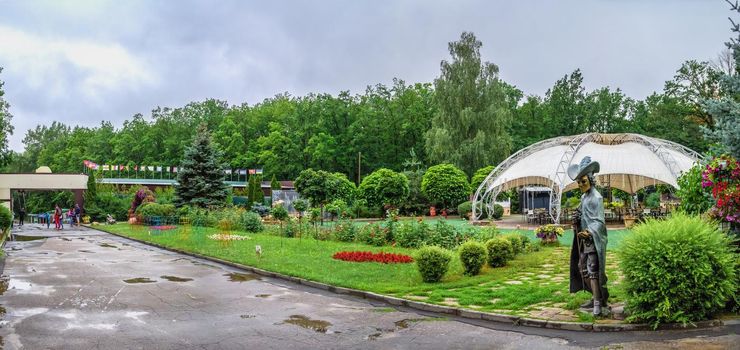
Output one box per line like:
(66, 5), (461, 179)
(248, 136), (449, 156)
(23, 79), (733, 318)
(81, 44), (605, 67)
(91, 225), (726, 333)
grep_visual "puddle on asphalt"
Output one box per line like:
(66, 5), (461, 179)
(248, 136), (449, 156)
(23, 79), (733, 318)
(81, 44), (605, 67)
(99, 243), (117, 248)
(224, 272), (260, 282)
(281, 315), (332, 333)
(255, 294), (271, 298)
(61, 238), (72, 241)
(160, 275), (193, 282)
(123, 278), (157, 284)
(240, 314), (256, 319)
(11, 235), (47, 242)
(78, 250), (95, 253)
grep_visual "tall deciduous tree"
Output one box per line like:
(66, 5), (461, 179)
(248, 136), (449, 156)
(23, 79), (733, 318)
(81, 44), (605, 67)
(425, 32), (513, 176)
(174, 124), (229, 207)
(0, 68), (13, 167)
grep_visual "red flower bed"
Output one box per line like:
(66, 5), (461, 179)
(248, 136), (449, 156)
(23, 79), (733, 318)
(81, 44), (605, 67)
(332, 251), (413, 264)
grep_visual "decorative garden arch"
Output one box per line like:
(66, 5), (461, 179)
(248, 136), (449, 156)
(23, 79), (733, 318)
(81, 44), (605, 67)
(472, 133), (702, 223)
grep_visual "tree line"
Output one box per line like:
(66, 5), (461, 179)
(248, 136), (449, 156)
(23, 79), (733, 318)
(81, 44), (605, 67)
(1, 32), (730, 183)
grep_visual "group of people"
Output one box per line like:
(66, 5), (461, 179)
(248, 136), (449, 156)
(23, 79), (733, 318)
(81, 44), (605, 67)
(49, 204), (81, 230)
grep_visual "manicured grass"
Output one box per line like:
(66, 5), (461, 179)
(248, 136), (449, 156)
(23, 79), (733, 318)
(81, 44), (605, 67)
(96, 223), (625, 321)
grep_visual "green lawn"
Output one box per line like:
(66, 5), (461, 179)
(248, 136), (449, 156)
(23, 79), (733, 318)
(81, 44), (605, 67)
(96, 223), (625, 321)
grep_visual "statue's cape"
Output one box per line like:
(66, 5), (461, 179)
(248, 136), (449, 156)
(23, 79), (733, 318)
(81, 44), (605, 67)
(569, 188), (609, 301)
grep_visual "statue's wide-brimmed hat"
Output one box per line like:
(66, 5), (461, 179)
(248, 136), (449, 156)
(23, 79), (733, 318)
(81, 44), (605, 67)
(567, 156), (600, 181)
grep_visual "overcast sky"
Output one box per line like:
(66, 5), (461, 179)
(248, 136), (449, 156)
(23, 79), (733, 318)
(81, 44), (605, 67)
(0, 0), (731, 151)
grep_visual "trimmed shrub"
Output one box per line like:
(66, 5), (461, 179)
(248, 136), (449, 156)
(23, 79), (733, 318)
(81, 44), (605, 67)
(0, 205), (12, 232)
(618, 214), (736, 328)
(492, 203), (504, 220)
(138, 202), (176, 218)
(459, 241), (487, 276)
(416, 246), (452, 283)
(485, 237), (514, 267)
(457, 201), (472, 219)
(395, 220), (430, 248)
(504, 234), (524, 255)
(333, 220), (357, 242)
(241, 211), (263, 233)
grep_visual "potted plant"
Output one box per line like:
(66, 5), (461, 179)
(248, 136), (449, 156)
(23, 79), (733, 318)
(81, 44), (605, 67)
(534, 224), (564, 244)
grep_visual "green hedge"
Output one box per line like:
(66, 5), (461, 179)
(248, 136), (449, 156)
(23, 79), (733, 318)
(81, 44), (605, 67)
(619, 214), (737, 328)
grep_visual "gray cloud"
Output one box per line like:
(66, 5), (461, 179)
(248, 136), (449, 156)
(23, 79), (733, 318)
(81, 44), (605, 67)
(0, 0), (730, 151)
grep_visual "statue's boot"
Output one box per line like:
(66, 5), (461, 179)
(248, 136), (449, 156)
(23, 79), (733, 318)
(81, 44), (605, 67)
(580, 299), (594, 308)
(590, 279), (602, 316)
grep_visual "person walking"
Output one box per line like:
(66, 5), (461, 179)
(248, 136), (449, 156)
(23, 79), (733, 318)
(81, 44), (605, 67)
(54, 204), (62, 230)
(74, 204), (81, 226)
(18, 206), (25, 226)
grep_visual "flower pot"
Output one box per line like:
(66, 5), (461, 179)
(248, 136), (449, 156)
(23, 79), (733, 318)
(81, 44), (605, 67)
(623, 215), (636, 229)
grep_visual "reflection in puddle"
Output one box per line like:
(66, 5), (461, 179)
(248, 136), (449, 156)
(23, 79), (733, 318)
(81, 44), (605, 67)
(11, 235), (47, 242)
(255, 294), (271, 298)
(224, 272), (260, 282)
(160, 275), (193, 282)
(123, 278), (157, 284)
(78, 250), (95, 253)
(99, 243), (117, 248)
(282, 315), (332, 333)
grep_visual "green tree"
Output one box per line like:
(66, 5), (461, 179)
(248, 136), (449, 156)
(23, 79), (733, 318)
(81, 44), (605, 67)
(425, 32), (513, 176)
(703, 3), (740, 158)
(421, 164), (471, 210)
(295, 169), (355, 224)
(174, 124), (229, 207)
(358, 168), (409, 211)
(270, 174), (281, 190)
(470, 165), (494, 194)
(665, 60), (722, 129)
(0, 68), (14, 167)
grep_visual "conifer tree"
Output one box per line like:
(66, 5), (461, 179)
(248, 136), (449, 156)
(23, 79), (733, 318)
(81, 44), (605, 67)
(175, 124), (229, 207)
(271, 174), (281, 190)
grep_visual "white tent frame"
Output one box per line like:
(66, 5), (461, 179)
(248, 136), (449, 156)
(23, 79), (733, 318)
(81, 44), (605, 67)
(472, 133), (702, 223)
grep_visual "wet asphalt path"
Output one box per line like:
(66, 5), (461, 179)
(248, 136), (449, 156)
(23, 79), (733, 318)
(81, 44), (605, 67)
(0, 224), (736, 350)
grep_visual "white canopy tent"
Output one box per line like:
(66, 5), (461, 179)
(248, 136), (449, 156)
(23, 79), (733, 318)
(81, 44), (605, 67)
(472, 133), (702, 223)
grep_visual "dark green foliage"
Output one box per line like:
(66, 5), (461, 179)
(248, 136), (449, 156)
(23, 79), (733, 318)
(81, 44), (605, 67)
(175, 124), (229, 208)
(492, 203), (504, 220)
(458, 241), (487, 276)
(394, 220), (431, 248)
(270, 205), (289, 222)
(292, 198), (309, 215)
(241, 211), (263, 233)
(421, 163), (470, 209)
(84, 171), (97, 205)
(619, 214), (736, 328)
(270, 174), (281, 190)
(504, 234), (523, 255)
(0, 68), (14, 167)
(295, 169), (356, 222)
(333, 219), (356, 242)
(677, 163), (713, 215)
(326, 199), (349, 220)
(485, 237), (514, 267)
(0, 205), (12, 232)
(457, 201), (472, 219)
(86, 191), (130, 221)
(247, 174), (263, 206)
(137, 202), (176, 218)
(415, 246), (452, 283)
(470, 166), (494, 193)
(645, 192), (661, 209)
(358, 168), (409, 210)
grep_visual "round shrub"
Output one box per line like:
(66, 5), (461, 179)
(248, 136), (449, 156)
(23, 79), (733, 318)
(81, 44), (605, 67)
(618, 214), (736, 328)
(415, 246), (452, 283)
(138, 202), (176, 218)
(485, 237), (514, 267)
(492, 203), (504, 220)
(241, 211), (263, 232)
(0, 205), (11, 232)
(459, 241), (487, 276)
(457, 201), (472, 219)
(504, 234), (524, 255)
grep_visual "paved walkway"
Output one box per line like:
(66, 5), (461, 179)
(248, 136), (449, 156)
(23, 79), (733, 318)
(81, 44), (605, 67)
(0, 224), (736, 349)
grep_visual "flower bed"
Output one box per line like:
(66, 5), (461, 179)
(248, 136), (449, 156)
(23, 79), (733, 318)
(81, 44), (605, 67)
(150, 225), (177, 231)
(332, 251), (413, 264)
(208, 234), (251, 241)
